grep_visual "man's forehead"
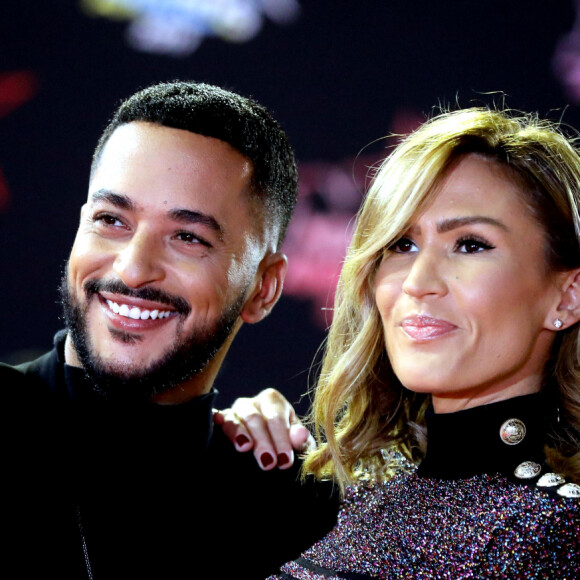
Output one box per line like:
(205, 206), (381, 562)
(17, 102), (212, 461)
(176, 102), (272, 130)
(99, 121), (249, 165)
(93, 124), (252, 193)
(89, 121), (273, 246)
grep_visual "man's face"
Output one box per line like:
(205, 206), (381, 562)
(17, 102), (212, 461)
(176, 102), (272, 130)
(63, 121), (264, 401)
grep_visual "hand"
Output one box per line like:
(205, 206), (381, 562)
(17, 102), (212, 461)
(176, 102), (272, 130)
(214, 388), (315, 471)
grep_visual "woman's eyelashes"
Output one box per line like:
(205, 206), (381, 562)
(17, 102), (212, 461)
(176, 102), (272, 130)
(454, 235), (495, 253)
(387, 234), (495, 254)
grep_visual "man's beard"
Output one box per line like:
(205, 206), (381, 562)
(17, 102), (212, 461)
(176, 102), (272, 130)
(59, 271), (246, 403)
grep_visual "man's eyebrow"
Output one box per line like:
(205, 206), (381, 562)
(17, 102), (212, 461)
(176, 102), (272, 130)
(88, 190), (224, 239)
(168, 208), (224, 239)
(89, 189), (135, 210)
(437, 216), (509, 233)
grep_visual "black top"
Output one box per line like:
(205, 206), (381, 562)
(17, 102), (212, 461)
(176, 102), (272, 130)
(3, 331), (339, 579)
(268, 392), (579, 580)
(417, 392), (553, 480)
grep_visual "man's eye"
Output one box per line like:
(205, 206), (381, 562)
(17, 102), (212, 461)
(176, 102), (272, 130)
(176, 231), (211, 247)
(388, 237), (417, 253)
(456, 236), (494, 254)
(94, 214), (124, 227)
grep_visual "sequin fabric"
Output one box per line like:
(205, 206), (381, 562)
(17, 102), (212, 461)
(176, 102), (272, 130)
(268, 472), (579, 579)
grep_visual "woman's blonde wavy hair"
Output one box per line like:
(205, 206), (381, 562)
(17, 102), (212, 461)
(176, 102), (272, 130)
(304, 107), (580, 490)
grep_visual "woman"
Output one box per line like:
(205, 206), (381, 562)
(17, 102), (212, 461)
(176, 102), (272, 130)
(268, 108), (580, 579)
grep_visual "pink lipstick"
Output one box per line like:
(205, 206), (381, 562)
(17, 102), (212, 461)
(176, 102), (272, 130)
(400, 315), (457, 341)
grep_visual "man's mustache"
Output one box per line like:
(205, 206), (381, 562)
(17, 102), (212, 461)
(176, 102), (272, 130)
(84, 279), (191, 316)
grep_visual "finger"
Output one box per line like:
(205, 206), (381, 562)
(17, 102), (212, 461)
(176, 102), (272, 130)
(289, 423), (315, 453)
(213, 408), (253, 452)
(286, 407), (310, 450)
(232, 397), (278, 470)
(251, 389), (296, 469)
(242, 412), (278, 470)
(261, 415), (295, 469)
(212, 408), (224, 425)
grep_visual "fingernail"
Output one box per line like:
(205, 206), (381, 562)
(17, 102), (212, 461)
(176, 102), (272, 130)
(260, 452), (274, 468)
(235, 434), (250, 447)
(277, 452), (290, 466)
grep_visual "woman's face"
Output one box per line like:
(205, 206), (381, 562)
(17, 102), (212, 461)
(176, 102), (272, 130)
(375, 154), (565, 413)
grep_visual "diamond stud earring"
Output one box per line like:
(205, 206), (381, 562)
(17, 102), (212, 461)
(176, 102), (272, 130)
(553, 319), (563, 329)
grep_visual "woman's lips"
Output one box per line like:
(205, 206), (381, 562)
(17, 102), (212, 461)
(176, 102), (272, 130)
(400, 315), (457, 341)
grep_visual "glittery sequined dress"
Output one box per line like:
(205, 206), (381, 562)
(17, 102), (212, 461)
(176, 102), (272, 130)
(268, 393), (580, 579)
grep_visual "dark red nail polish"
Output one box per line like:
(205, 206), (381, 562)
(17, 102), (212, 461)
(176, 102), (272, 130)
(260, 452), (274, 467)
(235, 434), (250, 447)
(277, 452), (290, 466)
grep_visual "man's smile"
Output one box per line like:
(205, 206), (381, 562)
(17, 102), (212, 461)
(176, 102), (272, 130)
(105, 298), (174, 320)
(95, 292), (180, 331)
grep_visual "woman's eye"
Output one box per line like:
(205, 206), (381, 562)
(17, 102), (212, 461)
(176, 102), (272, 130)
(388, 237), (417, 253)
(456, 237), (494, 254)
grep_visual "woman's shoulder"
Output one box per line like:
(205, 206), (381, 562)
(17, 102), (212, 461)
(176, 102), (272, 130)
(339, 471), (413, 513)
(342, 468), (580, 516)
(479, 474), (580, 576)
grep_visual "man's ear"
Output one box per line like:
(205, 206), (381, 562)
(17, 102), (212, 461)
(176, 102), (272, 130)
(552, 268), (580, 329)
(241, 253), (288, 324)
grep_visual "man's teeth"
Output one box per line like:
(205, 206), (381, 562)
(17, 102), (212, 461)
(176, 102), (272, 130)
(106, 300), (172, 320)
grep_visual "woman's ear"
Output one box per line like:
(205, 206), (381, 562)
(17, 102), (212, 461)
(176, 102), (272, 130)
(553, 268), (580, 329)
(241, 253), (288, 324)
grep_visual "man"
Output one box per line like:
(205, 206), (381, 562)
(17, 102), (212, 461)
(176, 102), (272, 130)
(3, 81), (337, 579)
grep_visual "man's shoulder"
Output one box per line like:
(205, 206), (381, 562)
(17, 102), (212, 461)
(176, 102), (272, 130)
(207, 427), (340, 519)
(204, 427), (340, 576)
(207, 424), (306, 484)
(1, 349), (59, 398)
(2, 349), (52, 376)
(207, 418), (338, 500)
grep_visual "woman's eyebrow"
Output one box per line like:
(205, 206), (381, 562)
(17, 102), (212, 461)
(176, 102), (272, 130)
(437, 216), (509, 233)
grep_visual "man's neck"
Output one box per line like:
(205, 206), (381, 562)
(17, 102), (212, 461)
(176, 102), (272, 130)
(63, 332), (217, 405)
(150, 370), (215, 405)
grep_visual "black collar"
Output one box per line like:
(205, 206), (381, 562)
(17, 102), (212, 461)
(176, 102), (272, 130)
(417, 393), (554, 480)
(53, 330), (218, 456)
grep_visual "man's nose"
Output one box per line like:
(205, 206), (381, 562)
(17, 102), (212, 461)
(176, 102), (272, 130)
(401, 249), (448, 299)
(113, 230), (165, 288)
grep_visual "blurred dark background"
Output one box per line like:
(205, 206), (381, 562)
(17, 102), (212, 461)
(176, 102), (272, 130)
(1, 0), (578, 413)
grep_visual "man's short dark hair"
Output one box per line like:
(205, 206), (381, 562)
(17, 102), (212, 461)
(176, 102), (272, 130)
(92, 81), (298, 246)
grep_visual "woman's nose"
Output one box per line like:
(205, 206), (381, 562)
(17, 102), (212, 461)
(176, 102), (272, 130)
(401, 249), (448, 299)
